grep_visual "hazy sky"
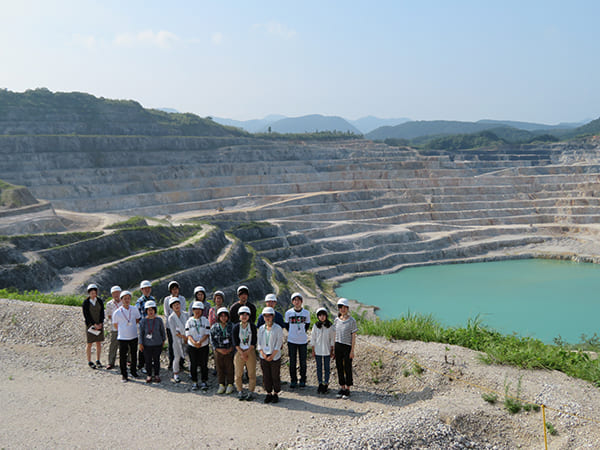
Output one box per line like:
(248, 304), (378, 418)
(2, 1), (599, 124)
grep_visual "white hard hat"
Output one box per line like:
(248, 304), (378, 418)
(262, 307), (275, 316)
(237, 285), (249, 295)
(194, 286), (206, 296)
(169, 297), (181, 306)
(120, 290), (132, 299)
(213, 290), (225, 299)
(144, 300), (157, 310)
(110, 285), (122, 294)
(264, 293), (277, 303)
(168, 281), (179, 291)
(337, 298), (350, 307)
(192, 301), (204, 310)
(291, 292), (303, 301)
(238, 306), (251, 315)
(87, 283), (98, 292)
(140, 280), (152, 289)
(316, 307), (328, 315)
(217, 307), (230, 316)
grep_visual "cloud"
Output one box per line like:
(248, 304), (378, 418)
(211, 32), (223, 45)
(72, 34), (97, 49)
(113, 30), (180, 49)
(253, 21), (297, 40)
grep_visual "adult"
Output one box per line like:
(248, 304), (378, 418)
(188, 286), (210, 318)
(163, 280), (186, 371)
(186, 301), (211, 391)
(112, 290), (141, 382)
(230, 285), (257, 324)
(82, 283), (104, 369)
(257, 307), (283, 404)
(208, 290), (226, 326)
(138, 300), (166, 383)
(256, 293), (285, 328)
(105, 285), (122, 370)
(334, 298), (358, 399)
(167, 297), (188, 383)
(284, 292), (311, 388)
(210, 307), (235, 394)
(232, 306), (258, 401)
(136, 280), (155, 374)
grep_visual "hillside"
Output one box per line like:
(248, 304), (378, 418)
(267, 114), (361, 134)
(0, 88), (246, 137)
(572, 116), (600, 136)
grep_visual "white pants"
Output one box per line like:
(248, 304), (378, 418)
(172, 337), (187, 373)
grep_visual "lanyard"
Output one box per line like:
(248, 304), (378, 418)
(219, 323), (228, 337)
(240, 324), (250, 344)
(147, 317), (156, 334)
(194, 318), (202, 334)
(265, 327), (272, 347)
(123, 306), (132, 323)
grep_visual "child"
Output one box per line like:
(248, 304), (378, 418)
(186, 301), (211, 391)
(112, 290), (141, 382)
(257, 307), (284, 404)
(334, 298), (358, 399)
(210, 307), (235, 394)
(284, 292), (311, 388)
(167, 297), (188, 383)
(82, 283), (104, 369)
(138, 300), (166, 383)
(105, 285), (122, 370)
(232, 306), (258, 400)
(311, 307), (335, 394)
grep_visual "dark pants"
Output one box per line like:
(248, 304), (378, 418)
(143, 345), (161, 377)
(189, 345), (209, 383)
(260, 358), (281, 394)
(214, 350), (234, 385)
(315, 355), (331, 385)
(138, 349), (145, 369)
(287, 342), (307, 383)
(119, 338), (138, 379)
(335, 342), (353, 387)
(166, 328), (174, 369)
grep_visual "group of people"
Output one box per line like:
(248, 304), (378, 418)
(82, 281), (358, 402)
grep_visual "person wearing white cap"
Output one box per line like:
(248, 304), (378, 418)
(334, 298), (358, 399)
(284, 292), (311, 388)
(232, 305), (258, 400)
(188, 286), (210, 319)
(208, 290), (226, 326)
(230, 285), (257, 324)
(210, 307), (235, 394)
(112, 290), (141, 382)
(82, 283), (105, 370)
(138, 300), (166, 383)
(257, 307), (284, 404)
(312, 307), (335, 394)
(186, 301), (210, 390)
(163, 281), (186, 371)
(257, 293), (285, 329)
(105, 285), (122, 369)
(167, 296), (188, 383)
(136, 280), (156, 374)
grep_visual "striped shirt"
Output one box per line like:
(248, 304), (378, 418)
(334, 316), (358, 346)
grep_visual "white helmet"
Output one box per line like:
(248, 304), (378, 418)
(237, 285), (249, 295)
(140, 280), (152, 289)
(168, 281), (179, 291)
(169, 297), (181, 306)
(213, 290), (225, 300)
(87, 283), (98, 292)
(264, 293), (277, 303)
(262, 307), (275, 316)
(144, 300), (157, 310)
(337, 298), (350, 307)
(291, 292), (303, 301)
(120, 290), (132, 299)
(194, 286), (206, 296)
(192, 301), (204, 310)
(316, 307), (328, 315)
(217, 307), (230, 316)
(110, 285), (122, 294)
(238, 306), (251, 316)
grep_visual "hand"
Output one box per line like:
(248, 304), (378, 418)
(331, 353), (336, 360)
(349, 350), (354, 359)
(242, 351), (249, 362)
(139, 344), (144, 352)
(95, 324), (103, 330)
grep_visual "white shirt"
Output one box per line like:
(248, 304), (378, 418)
(257, 323), (283, 361)
(113, 305), (141, 340)
(311, 323), (336, 356)
(284, 308), (311, 344)
(105, 299), (121, 326)
(168, 311), (188, 337)
(185, 316), (210, 348)
(164, 295), (186, 319)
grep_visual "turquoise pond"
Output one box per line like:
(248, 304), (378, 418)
(336, 259), (600, 344)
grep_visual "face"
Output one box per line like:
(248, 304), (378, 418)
(263, 314), (273, 325)
(318, 312), (327, 322)
(265, 300), (276, 308)
(193, 308), (202, 318)
(338, 305), (349, 315)
(196, 292), (205, 301)
(292, 297), (303, 310)
(214, 295), (224, 306)
(238, 292), (248, 304)
(240, 312), (249, 323)
(171, 287), (179, 297)
(172, 301), (181, 313)
(112, 291), (121, 301)
(89, 289), (97, 299)
(219, 313), (229, 324)
(147, 307), (156, 318)
(141, 287), (151, 297)
(122, 295), (131, 306)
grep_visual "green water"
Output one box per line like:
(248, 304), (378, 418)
(336, 259), (600, 344)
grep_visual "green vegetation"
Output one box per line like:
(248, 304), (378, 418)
(545, 422), (558, 436)
(503, 377), (524, 414)
(0, 179), (37, 208)
(481, 392), (498, 404)
(0, 289), (82, 306)
(253, 130), (363, 141)
(104, 216), (148, 229)
(5, 231), (104, 251)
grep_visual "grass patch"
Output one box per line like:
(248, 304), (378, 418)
(104, 216), (148, 229)
(481, 392), (498, 404)
(545, 422), (558, 436)
(0, 289), (83, 306)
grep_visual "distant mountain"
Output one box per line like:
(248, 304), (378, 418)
(476, 119), (579, 131)
(571, 117), (600, 136)
(267, 114), (361, 134)
(212, 115), (286, 133)
(348, 116), (410, 134)
(0, 88), (245, 137)
(156, 107), (179, 114)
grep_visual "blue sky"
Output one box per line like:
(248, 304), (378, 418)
(1, 0), (599, 123)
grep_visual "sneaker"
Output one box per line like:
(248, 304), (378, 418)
(317, 384), (323, 394)
(121, 377), (128, 383)
(336, 389), (345, 399)
(225, 384), (235, 394)
(299, 381), (306, 388)
(200, 382), (208, 391)
(145, 376), (152, 383)
(323, 384), (329, 394)
(88, 361), (96, 369)
(245, 392), (254, 401)
(272, 393), (279, 403)
(264, 394), (273, 404)
(342, 389), (350, 399)
(173, 374), (181, 383)
(191, 383), (199, 391)
(238, 391), (247, 401)
(289, 381), (297, 389)
(154, 376), (161, 383)
(95, 360), (103, 368)
(106, 364), (114, 370)
(141, 367), (147, 374)
(217, 384), (226, 394)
